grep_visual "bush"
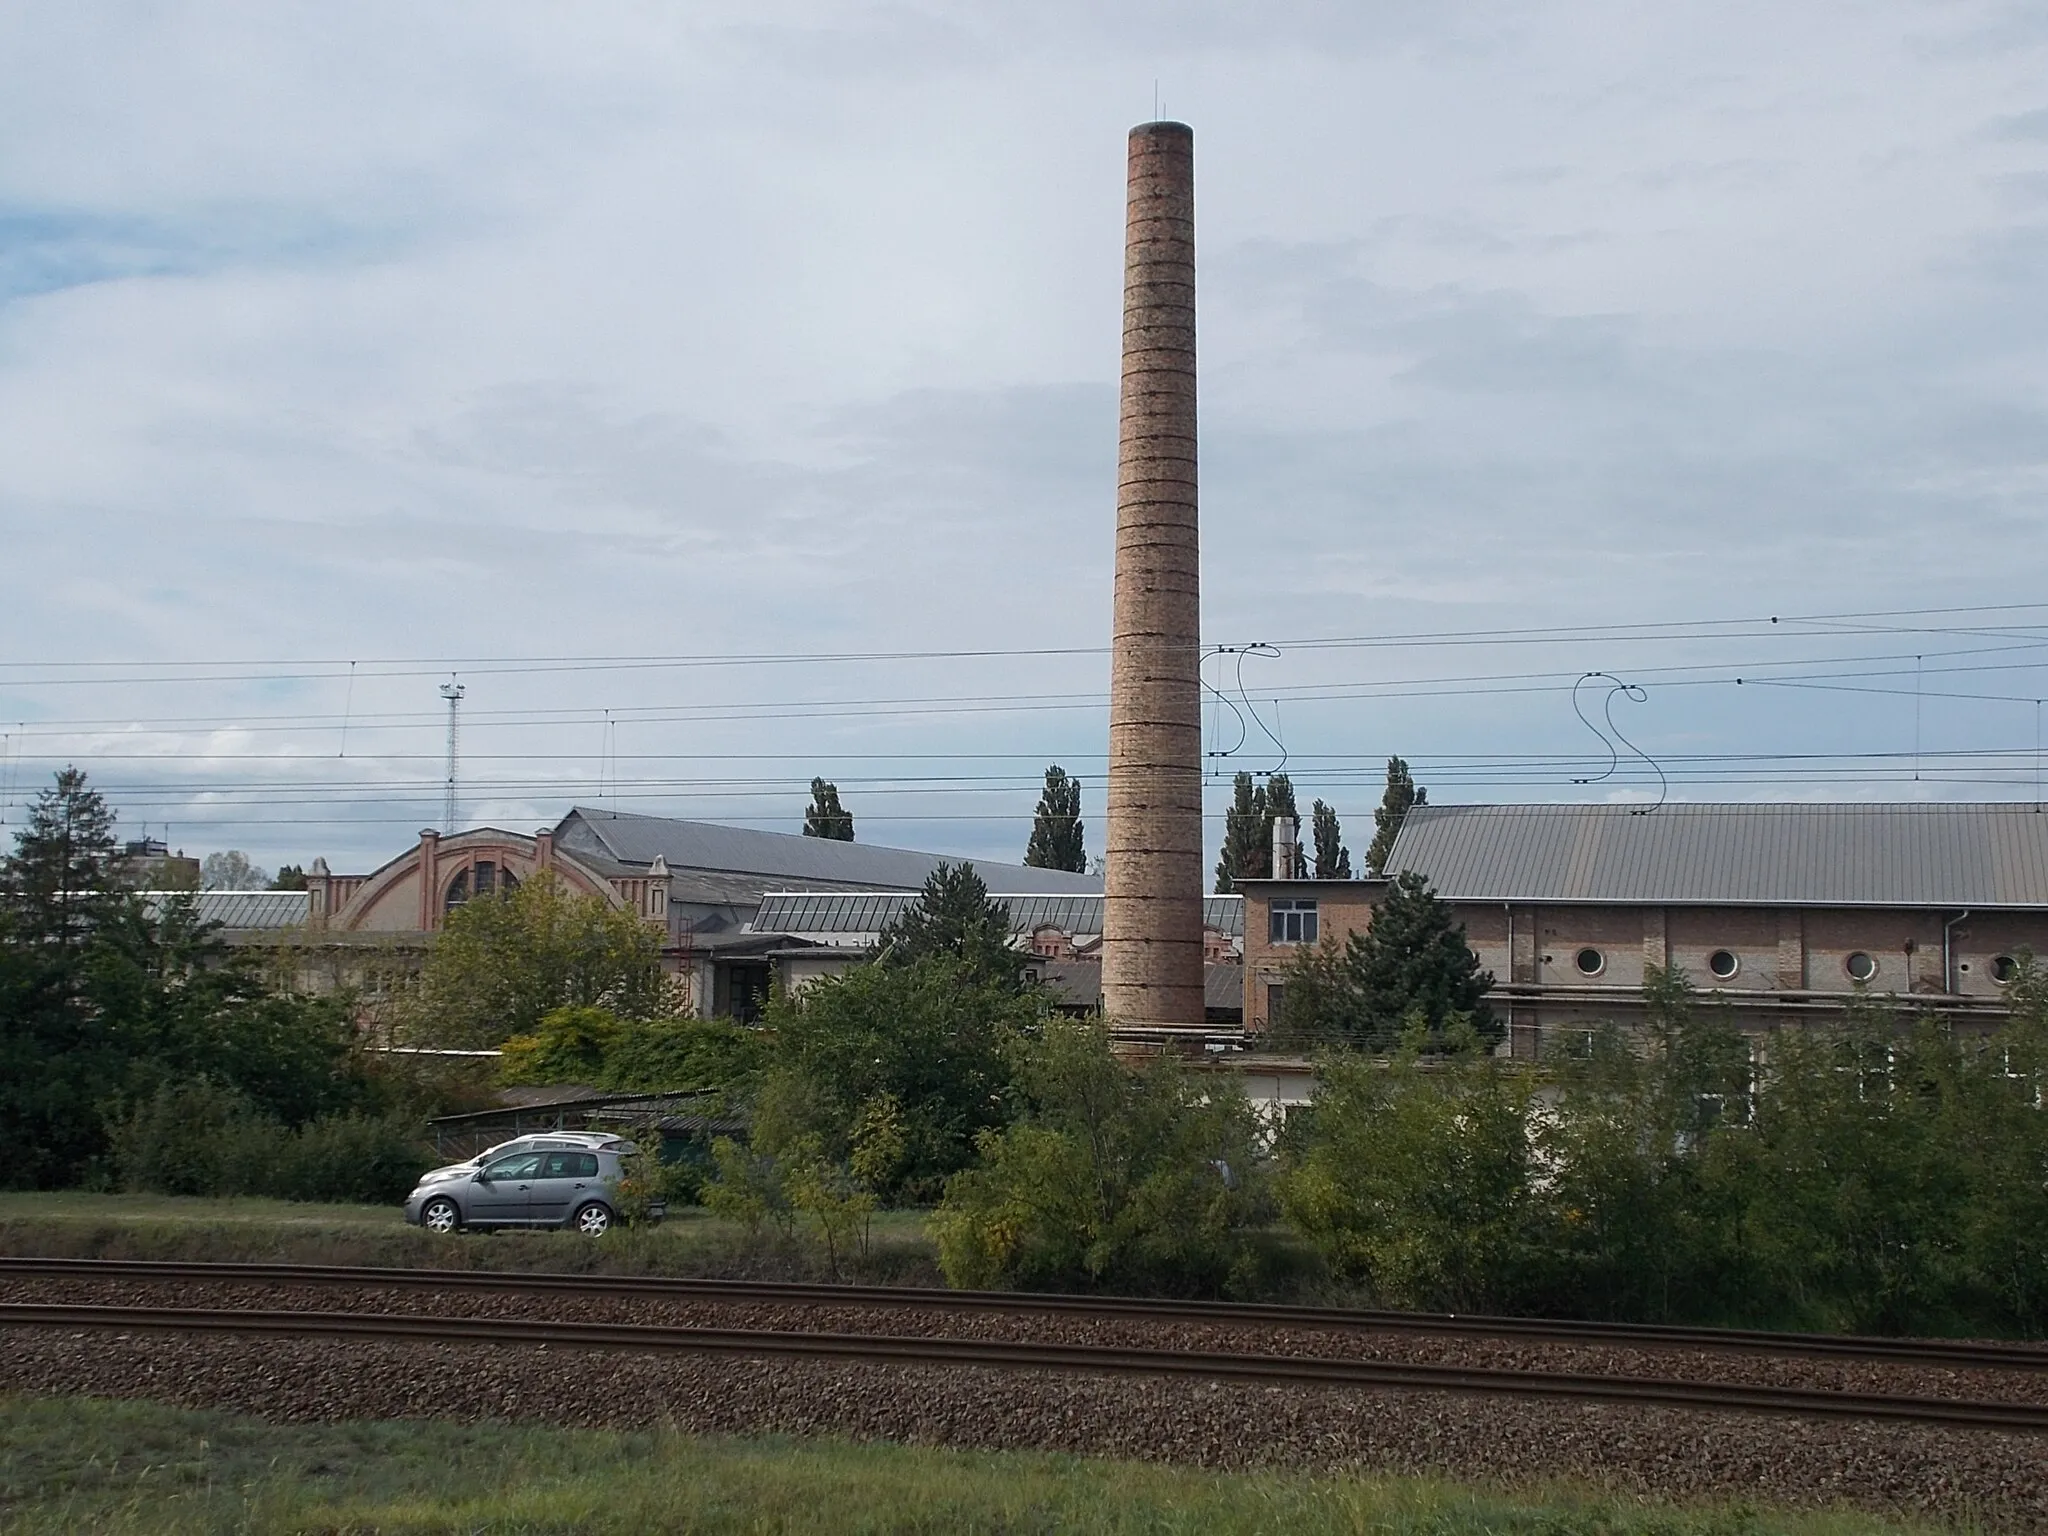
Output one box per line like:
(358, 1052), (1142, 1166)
(1279, 1023), (1543, 1313)
(110, 1081), (430, 1205)
(499, 1006), (768, 1096)
(932, 1023), (1273, 1297)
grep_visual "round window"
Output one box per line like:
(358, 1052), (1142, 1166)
(1708, 949), (1738, 980)
(1845, 951), (1876, 983)
(1993, 955), (2020, 985)
(1575, 947), (1605, 977)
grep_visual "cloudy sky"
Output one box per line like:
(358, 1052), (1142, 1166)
(2, 2), (2045, 878)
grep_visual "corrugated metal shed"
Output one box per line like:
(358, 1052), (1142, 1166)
(555, 807), (1100, 896)
(753, 892), (1244, 938)
(141, 890), (310, 930)
(1387, 803), (2048, 908)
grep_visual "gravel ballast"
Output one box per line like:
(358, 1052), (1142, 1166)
(4, 1307), (2047, 1528)
(5, 1273), (2046, 1406)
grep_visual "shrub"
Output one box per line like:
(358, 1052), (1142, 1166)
(932, 1023), (1273, 1297)
(110, 1081), (430, 1205)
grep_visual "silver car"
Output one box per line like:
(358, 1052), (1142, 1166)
(403, 1135), (653, 1236)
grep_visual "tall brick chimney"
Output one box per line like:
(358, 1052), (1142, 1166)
(1102, 121), (1206, 1029)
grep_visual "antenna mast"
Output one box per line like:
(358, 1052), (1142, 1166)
(439, 680), (465, 833)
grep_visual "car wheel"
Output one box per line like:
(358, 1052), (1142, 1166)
(573, 1201), (613, 1237)
(421, 1196), (461, 1235)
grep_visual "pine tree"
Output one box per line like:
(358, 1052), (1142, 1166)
(1024, 766), (1086, 873)
(803, 778), (855, 841)
(1214, 772), (1268, 893)
(1365, 756), (1426, 876)
(1311, 799), (1352, 879)
(876, 862), (1021, 989)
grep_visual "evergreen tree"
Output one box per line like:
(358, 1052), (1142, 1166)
(802, 778), (855, 841)
(1024, 765), (1086, 873)
(1311, 799), (1352, 879)
(1262, 772), (1303, 878)
(875, 861), (1021, 990)
(1272, 871), (1495, 1051)
(1343, 871), (1495, 1048)
(1214, 772), (1268, 893)
(3, 766), (120, 951)
(1365, 756), (1427, 876)
(270, 864), (308, 891)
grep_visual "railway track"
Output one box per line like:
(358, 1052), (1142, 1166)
(5, 1255), (2044, 1371)
(3, 1258), (2046, 1432)
(5, 1300), (2047, 1432)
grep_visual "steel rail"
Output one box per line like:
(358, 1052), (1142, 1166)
(4, 1256), (2043, 1372)
(4, 1301), (2046, 1433)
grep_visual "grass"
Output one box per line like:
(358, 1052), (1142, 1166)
(0, 1191), (941, 1283)
(0, 1394), (1963, 1536)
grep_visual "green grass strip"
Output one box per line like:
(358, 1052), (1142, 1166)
(0, 1394), (1956, 1535)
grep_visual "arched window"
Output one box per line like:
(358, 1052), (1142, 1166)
(444, 868), (471, 913)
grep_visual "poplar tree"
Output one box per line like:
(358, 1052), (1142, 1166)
(1214, 772), (1268, 893)
(1365, 756), (1426, 876)
(1024, 765), (1086, 873)
(1311, 799), (1352, 879)
(803, 778), (855, 841)
(1262, 772), (1303, 878)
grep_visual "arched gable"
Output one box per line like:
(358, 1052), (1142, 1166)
(328, 828), (625, 933)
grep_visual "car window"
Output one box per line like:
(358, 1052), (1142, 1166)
(483, 1151), (544, 1180)
(539, 1151), (599, 1178)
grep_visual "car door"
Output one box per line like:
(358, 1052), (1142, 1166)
(526, 1150), (600, 1225)
(469, 1150), (544, 1225)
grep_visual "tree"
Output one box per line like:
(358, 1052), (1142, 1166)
(932, 1021), (1273, 1296)
(1311, 800), (1351, 879)
(1365, 756), (1426, 876)
(405, 872), (665, 1047)
(2, 770), (372, 1187)
(270, 864), (308, 891)
(1272, 871), (1496, 1051)
(1280, 1030), (1541, 1311)
(1260, 772), (1303, 878)
(1024, 765), (1086, 872)
(803, 778), (854, 840)
(201, 850), (270, 890)
(876, 861), (1021, 990)
(3, 766), (120, 952)
(748, 957), (1042, 1203)
(1214, 772), (1267, 893)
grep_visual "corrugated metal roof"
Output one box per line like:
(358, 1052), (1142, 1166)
(1387, 803), (2048, 907)
(752, 892), (1244, 938)
(555, 808), (1100, 896)
(140, 890), (311, 929)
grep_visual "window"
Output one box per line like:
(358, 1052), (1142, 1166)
(1845, 951), (1876, 983)
(1708, 949), (1739, 980)
(482, 1152), (544, 1181)
(1574, 947), (1605, 977)
(1993, 955), (2021, 985)
(539, 1151), (599, 1178)
(1266, 982), (1286, 1027)
(1269, 899), (1319, 945)
(444, 869), (471, 912)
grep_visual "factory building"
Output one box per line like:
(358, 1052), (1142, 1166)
(1238, 802), (2048, 1055)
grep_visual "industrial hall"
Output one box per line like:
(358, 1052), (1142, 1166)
(1238, 801), (2048, 1056)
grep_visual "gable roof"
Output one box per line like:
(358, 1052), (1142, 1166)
(554, 807), (1100, 896)
(1387, 802), (2048, 908)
